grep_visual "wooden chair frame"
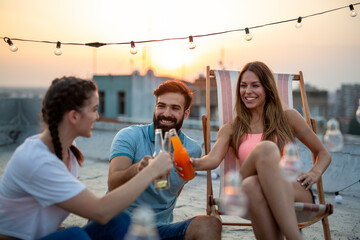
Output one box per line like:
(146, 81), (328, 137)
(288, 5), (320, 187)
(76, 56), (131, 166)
(202, 66), (333, 239)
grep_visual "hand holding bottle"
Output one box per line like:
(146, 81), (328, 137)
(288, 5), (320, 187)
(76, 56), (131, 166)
(137, 155), (152, 173)
(148, 151), (173, 179)
(169, 128), (195, 181)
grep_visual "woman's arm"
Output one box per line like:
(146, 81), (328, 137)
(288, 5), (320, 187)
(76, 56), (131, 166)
(192, 123), (233, 171)
(57, 152), (173, 225)
(285, 109), (331, 190)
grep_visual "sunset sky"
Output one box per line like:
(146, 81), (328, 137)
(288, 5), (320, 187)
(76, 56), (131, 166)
(0, 0), (359, 92)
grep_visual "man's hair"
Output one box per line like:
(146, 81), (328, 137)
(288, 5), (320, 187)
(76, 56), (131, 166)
(153, 80), (193, 110)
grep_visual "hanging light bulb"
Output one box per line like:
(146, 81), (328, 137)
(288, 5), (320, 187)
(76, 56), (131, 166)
(279, 142), (303, 182)
(295, 16), (303, 28)
(324, 118), (344, 152)
(219, 170), (248, 217)
(356, 98), (360, 124)
(130, 41), (138, 55)
(54, 41), (62, 56)
(335, 192), (343, 204)
(188, 35), (196, 49)
(4, 37), (18, 52)
(244, 28), (253, 41)
(349, 4), (358, 17)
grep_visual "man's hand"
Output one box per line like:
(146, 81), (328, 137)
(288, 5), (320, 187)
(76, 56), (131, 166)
(137, 155), (152, 173)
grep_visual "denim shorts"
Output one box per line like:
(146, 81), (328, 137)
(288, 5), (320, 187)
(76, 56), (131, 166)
(157, 217), (195, 240)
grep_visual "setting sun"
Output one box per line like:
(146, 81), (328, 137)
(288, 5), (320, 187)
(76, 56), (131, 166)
(0, 0), (359, 91)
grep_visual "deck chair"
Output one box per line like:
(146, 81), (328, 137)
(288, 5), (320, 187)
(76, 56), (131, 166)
(202, 66), (333, 239)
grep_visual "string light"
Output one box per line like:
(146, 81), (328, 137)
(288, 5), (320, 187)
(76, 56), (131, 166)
(1, 2), (359, 55)
(188, 36), (196, 49)
(244, 28), (253, 41)
(130, 41), (138, 55)
(54, 41), (62, 56)
(333, 179), (360, 204)
(349, 4), (358, 17)
(295, 16), (303, 28)
(4, 37), (18, 52)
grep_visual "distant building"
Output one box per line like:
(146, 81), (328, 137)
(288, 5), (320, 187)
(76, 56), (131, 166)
(94, 70), (173, 123)
(189, 74), (218, 128)
(293, 84), (328, 132)
(335, 84), (360, 132)
(0, 87), (46, 99)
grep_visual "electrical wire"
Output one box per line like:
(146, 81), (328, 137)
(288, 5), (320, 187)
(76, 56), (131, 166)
(1, 2), (359, 48)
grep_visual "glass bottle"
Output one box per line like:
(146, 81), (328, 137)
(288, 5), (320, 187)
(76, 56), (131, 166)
(279, 142), (303, 182)
(219, 170), (248, 217)
(323, 118), (344, 152)
(169, 128), (195, 181)
(153, 129), (170, 190)
(124, 205), (160, 240)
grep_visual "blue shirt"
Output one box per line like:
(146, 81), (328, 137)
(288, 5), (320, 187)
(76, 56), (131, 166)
(110, 123), (201, 226)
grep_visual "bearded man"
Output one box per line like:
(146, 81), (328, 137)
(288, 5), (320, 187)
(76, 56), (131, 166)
(107, 80), (222, 240)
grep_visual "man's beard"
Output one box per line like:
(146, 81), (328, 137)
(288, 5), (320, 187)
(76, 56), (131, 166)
(153, 113), (184, 135)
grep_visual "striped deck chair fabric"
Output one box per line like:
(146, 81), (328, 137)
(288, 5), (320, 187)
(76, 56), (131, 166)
(204, 67), (333, 239)
(214, 71), (295, 193)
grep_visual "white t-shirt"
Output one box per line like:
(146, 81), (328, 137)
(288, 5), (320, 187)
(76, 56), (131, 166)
(0, 135), (86, 240)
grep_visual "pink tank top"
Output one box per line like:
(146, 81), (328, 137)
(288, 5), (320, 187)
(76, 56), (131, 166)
(238, 133), (263, 166)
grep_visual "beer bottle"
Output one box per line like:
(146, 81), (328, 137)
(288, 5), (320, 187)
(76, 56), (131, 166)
(153, 129), (170, 190)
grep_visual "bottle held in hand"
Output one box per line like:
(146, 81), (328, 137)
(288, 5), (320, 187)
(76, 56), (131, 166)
(124, 205), (160, 240)
(279, 142), (302, 182)
(169, 128), (195, 181)
(219, 170), (248, 217)
(153, 129), (170, 190)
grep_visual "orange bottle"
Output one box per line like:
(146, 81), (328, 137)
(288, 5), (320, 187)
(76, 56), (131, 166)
(169, 129), (195, 181)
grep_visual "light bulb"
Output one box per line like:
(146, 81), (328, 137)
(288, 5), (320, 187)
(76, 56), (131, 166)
(349, 4), (358, 17)
(188, 36), (196, 49)
(279, 142), (302, 182)
(130, 41), (138, 55)
(5, 38), (18, 52)
(211, 172), (219, 179)
(295, 16), (302, 28)
(356, 99), (360, 124)
(324, 118), (344, 152)
(54, 41), (62, 56)
(219, 170), (248, 217)
(335, 192), (343, 204)
(244, 28), (253, 41)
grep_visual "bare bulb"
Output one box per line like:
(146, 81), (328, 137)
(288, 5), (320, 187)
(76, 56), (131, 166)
(356, 99), (360, 124)
(324, 118), (344, 152)
(188, 42), (196, 49)
(279, 142), (302, 182)
(349, 4), (358, 17)
(219, 170), (248, 217)
(350, 10), (357, 17)
(5, 38), (18, 52)
(54, 41), (62, 56)
(9, 45), (18, 52)
(244, 28), (253, 41)
(130, 41), (138, 55)
(335, 192), (343, 204)
(188, 36), (196, 49)
(295, 17), (302, 28)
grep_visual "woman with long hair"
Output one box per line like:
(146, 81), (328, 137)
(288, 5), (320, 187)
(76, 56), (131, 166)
(192, 62), (331, 239)
(0, 77), (173, 240)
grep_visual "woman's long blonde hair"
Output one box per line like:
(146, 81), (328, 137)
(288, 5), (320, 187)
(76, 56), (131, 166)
(231, 61), (294, 156)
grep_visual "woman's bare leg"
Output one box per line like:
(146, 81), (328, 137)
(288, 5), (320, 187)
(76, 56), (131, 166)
(240, 141), (302, 240)
(242, 176), (283, 240)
